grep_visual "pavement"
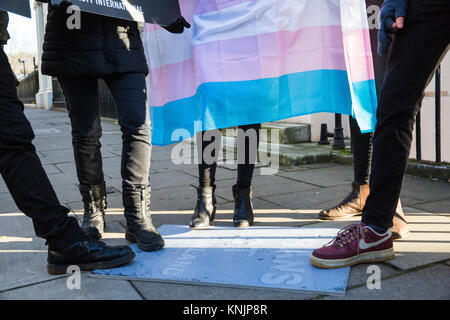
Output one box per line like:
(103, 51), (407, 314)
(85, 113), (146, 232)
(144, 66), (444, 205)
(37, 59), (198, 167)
(0, 107), (449, 300)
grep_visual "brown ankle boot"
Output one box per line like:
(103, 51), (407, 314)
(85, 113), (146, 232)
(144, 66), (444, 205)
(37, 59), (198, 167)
(319, 182), (370, 220)
(391, 200), (409, 239)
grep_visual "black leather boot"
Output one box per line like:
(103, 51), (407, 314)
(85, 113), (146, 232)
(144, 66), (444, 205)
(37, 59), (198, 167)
(79, 183), (107, 239)
(47, 239), (135, 275)
(123, 185), (164, 252)
(232, 185), (254, 228)
(189, 186), (217, 229)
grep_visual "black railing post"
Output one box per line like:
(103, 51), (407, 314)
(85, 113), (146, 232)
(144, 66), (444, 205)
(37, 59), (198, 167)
(435, 66), (441, 163)
(333, 114), (345, 150)
(415, 110), (422, 161)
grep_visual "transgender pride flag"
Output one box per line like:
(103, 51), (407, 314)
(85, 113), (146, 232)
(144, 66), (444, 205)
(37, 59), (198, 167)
(143, 0), (377, 146)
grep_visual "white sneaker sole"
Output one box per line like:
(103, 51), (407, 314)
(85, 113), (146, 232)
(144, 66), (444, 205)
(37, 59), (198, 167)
(310, 248), (395, 269)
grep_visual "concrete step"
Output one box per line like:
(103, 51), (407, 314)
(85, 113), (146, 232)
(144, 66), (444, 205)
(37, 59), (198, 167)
(221, 136), (334, 166)
(222, 122), (311, 144)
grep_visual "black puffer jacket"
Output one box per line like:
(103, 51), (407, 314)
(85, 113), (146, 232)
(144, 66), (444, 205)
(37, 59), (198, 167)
(41, 3), (148, 77)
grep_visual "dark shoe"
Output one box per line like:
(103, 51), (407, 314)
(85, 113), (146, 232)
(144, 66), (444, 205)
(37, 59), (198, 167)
(391, 200), (409, 239)
(310, 223), (394, 268)
(319, 182), (370, 221)
(189, 186), (217, 229)
(123, 184), (165, 252)
(79, 183), (107, 239)
(47, 239), (135, 275)
(232, 185), (254, 228)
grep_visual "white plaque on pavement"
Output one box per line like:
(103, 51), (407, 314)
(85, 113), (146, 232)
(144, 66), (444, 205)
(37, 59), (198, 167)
(91, 225), (350, 295)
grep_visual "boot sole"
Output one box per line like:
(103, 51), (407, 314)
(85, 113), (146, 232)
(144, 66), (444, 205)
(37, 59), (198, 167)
(125, 232), (165, 252)
(47, 250), (136, 275)
(233, 220), (254, 228)
(189, 223), (211, 230)
(310, 248), (395, 269)
(189, 208), (216, 229)
(392, 230), (410, 240)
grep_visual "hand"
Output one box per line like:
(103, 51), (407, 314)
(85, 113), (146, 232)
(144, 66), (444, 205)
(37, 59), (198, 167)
(377, 0), (408, 56)
(162, 16), (191, 34)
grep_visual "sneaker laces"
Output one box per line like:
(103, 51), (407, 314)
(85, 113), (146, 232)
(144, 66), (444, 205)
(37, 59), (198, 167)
(327, 223), (365, 253)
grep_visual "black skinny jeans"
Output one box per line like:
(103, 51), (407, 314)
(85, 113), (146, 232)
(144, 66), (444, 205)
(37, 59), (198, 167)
(0, 48), (84, 242)
(362, 0), (450, 230)
(58, 73), (151, 188)
(198, 124), (261, 189)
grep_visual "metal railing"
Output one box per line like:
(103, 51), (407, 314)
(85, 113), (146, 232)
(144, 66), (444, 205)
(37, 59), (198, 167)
(52, 78), (118, 119)
(17, 70), (39, 104)
(415, 66), (442, 164)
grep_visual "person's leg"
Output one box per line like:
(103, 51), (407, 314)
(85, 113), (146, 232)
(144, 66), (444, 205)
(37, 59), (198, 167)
(311, 0), (450, 268)
(236, 124), (261, 189)
(58, 76), (107, 239)
(318, 0), (406, 238)
(0, 48), (134, 274)
(189, 129), (221, 229)
(318, 0), (380, 221)
(198, 129), (222, 189)
(104, 73), (163, 251)
(233, 124), (260, 227)
(363, 1), (450, 231)
(0, 52), (81, 243)
(350, 118), (372, 184)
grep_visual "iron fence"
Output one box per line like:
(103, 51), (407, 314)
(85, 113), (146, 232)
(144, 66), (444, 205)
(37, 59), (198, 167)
(415, 66), (443, 164)
(52, 78), (118, 119)
(17, 70), (39, 104)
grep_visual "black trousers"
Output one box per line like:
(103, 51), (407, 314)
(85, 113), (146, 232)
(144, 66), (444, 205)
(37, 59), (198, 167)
(0, 48), (83, 242)
(198, 124), (261, 189)
(362, 0), (450, 230)
(58, 73), (151, 188)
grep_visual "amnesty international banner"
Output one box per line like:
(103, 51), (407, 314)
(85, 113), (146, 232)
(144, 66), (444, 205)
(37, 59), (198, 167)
(51, 0), (182, 26)
(0, 0), (31, 17)
(144, 0), (378, 146)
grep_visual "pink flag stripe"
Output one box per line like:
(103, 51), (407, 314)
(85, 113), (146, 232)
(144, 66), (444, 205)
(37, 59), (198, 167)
(149, 25), (374, 106)
(343, 28), (375, 86)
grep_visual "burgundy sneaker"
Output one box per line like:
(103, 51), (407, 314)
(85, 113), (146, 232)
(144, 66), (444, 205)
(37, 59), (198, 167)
(310, 223), (394, 268)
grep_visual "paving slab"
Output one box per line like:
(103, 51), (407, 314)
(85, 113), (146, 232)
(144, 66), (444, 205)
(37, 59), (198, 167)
(151, 185), (228, 211)
(0, 213), (63, 292)
(43, 164), (62, 175)
(386, 208), (450, 270)
(410, 200), (450, 217)
(346, 263), (399, 288)
(180, 166), (239, 182)
(276, 165), (354, 187)
(215, 175), (318, 202)
(92, 225), (351, 296)
(324, 265), (450, 300)
(0, 273), (142, 300)
(400, 176), (450, 202)
(263, 185), (352, 210)
(0, 193), (20, 213)
(131, 280), (318, 300)
(150, 171), (198, 190)
(53, 183), (83, 204)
